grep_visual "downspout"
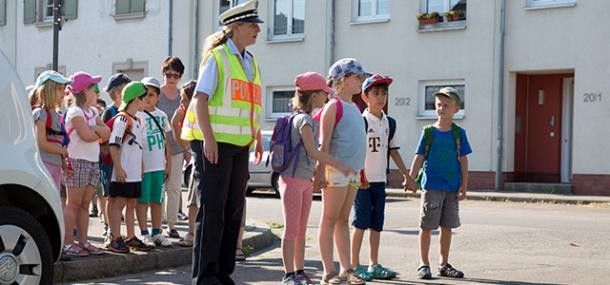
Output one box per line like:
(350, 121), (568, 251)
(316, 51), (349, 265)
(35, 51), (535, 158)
(168, 0), (174, 55)
(495, 0), (506, 191)
(192, 0), (200, 78)
(326, 0), (335, 69)
(13, 0), (18, 67)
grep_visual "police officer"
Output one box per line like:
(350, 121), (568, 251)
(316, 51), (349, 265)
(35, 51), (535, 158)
(190, 0), (264, 284)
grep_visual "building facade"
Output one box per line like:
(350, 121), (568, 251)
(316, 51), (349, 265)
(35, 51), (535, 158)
(1, 0), (609, 195)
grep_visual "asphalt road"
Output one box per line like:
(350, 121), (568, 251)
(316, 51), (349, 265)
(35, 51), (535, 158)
(65, 193), (610, 285)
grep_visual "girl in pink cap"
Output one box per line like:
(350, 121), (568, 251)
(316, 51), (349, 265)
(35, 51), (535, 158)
(62, 71), (110, 257)
(278, 72), (355, 285)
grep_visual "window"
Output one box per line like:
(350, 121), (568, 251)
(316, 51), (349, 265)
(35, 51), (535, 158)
(23, 0), (77, 25)
(525, 0), (576, 9)
(418, 0), (466, 30)
(270, 0), (305, 40)
(0, 0), (6, 26)
(35, 65), (67, 81)
(268, 88), (293, 118)
(216, 0), (248, 30)
(112, 59), (148, 81)
(419, 80), (465, 118)
(352, 0), (390, 22)
(114, 0), (145, 19)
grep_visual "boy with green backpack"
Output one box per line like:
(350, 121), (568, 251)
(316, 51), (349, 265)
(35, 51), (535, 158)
(407, 87), (472, 280)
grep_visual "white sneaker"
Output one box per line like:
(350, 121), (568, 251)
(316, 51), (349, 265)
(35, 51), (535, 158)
(153, 234), (172, 247)
(142, 235), (156, 248)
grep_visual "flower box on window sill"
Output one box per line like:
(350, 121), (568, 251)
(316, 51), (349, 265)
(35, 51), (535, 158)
(416, 12), (441, 26)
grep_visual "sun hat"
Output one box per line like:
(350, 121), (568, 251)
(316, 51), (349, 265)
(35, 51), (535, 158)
(328, 58), (371, 80)
(295, 72), (334, 94)
(119, 82), (147, 111)
(70, 71), (102, 94)
(362, 74), (393, 93)
(34, 70), (72, 88)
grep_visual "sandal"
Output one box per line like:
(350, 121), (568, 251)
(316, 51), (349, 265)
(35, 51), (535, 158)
(79, 241), (104, 255)
(354, 265), (373, 281)
(367, 263), (396, 280)
(62, 243), (88, 257)
(178, 233), (194, 247)
(438, 263), (464, 278)
(417, 265), (432, 280)
(320, 271), (338, 284)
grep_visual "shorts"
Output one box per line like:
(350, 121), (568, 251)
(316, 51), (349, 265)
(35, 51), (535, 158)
(64, 158), (100, 189)
(43, 161), (62, 193)
(325, 165), (360, 189)
(109, 182), (142, 199)
(187, 167), (200, 207)
(352, 182), (386, 232)
(420, 189), (460, 230)
(139, 171), (165, 203)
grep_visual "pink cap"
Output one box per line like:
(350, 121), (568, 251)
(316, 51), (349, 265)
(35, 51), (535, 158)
(69, 71), (102, 94)
(294, 72), (334, 94)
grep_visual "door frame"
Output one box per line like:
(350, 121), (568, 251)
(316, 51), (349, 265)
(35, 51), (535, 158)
(560, 77), (574, 183)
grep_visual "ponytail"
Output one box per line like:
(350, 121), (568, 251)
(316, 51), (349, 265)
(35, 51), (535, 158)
(201, 24), (236, 64)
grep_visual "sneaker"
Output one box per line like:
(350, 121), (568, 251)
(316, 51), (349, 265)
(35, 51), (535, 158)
(152, 234), (172, 247)
(106, 237), (129, 253)
(89, 205), (98, 217)
(438, 263), (464, 278)
(294, 272), (313, 285)
(281, 275), (298, 285)
(62, 243), (88, 257)
(167, 228), (180, 238)
(141, 235), (156, 248)
(103, 231), (112, 248)
(177, 210), (188, 221)
(125, 236), (153, 251)
(79, 241), (104, 255)
(417, 265), (432, 280)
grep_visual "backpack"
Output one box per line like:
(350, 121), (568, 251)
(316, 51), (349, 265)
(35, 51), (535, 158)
(266, 111), (309, 176)
(100, 112), (134, 165)
(363, 115), (397, 174)
(312, 97), (344, 127)
(41, 108), (67, 146)
(416, 123), (462, 188)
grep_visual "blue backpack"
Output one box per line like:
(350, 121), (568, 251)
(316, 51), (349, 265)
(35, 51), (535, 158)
(267, 111), (309, 175)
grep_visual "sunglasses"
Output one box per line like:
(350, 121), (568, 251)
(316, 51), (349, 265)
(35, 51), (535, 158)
(164, 72), (182, 79)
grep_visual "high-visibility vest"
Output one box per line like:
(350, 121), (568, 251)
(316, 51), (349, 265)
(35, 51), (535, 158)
(181, 43), (262, 145)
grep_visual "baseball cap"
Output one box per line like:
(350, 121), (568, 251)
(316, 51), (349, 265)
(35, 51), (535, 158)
(104, 73), (131, 92)
(432, 87), (461, 104)
(119, 82), (147, 111)
(141, 77), (161, 90)
(70, 71), (102, 94)
(219, 0), (264, 25)
(328, 58), (371, 80)
(294, 72), (334, 94)
(362, 74), (393, 93)
(34, 70), (72, 88)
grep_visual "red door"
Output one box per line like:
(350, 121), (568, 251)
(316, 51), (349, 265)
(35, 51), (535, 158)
(514, 74), (572, 182)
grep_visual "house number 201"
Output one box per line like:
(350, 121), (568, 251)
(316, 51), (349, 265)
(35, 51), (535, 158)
(394, 97), (411, 106)
(583, 93), (602, 103)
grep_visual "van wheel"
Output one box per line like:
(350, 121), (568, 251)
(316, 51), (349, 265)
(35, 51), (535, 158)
(0, 206), (54, 285)
(271, 172), (280, 198)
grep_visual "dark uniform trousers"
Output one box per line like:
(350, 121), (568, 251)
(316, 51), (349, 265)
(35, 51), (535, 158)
(192, 142), (249, 285)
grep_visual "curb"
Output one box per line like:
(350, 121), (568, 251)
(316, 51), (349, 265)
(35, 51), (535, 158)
(386, 189), (610, 205)
(53, 225), (276, 283)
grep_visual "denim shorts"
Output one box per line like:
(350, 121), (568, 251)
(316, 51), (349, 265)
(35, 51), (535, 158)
(352, 182), (387, 232)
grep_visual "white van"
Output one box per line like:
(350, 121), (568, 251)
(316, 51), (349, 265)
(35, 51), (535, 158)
(0, 51), (64, 284)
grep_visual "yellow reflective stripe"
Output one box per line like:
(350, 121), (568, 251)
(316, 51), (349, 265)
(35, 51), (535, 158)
(211, 123), (253, 135)
(209, 115), (250, 126)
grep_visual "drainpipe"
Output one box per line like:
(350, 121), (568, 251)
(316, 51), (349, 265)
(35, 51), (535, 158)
(326, 0), (335, 69)
(168, 0), (174, 56)
(495, 0), (506, 191)
(192, 0), (200, 78)
(13, 0), (18, 67)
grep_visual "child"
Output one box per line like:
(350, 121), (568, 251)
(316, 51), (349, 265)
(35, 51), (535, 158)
(107, 81), (151, 253)
(350, 75), (417, 281)
(407, 87), (472, 280)
(63, 71), (110, 257)
(136, 77), (173, 248)
(316, 58), (370, 285)
(32, 71), (71, 205)
(279, 72), (356, 285)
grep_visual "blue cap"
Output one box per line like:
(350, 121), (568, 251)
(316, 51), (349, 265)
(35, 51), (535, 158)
(104, 73), (131, 92)
(34, 70), (72, 88)
(328, 58), (371, 80)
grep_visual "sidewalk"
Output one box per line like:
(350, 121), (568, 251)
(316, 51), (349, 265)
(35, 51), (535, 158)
(386, 188), (610, 205)
(53, 218), (275, 283)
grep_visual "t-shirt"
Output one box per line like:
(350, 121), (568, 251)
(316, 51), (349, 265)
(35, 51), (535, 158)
(65, 105), (99, 162)
(415, 126), (472, 192)
(32, 108), (63, 166)
(138, 109), (172, 173)
(362, 110), (399, 183)
(158, 90), (185, 155)
(102, 105), (119, 123)
(109, 113), (144, 182)
(280, 112), (318, 181)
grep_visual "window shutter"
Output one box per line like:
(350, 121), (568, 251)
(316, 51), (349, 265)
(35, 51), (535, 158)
(0, 0), (7, 26)
(24, 0), (36, 24)
(115, 0), (129, 14)
(63, 0), (77, 20)
(131, 0), (144, 13)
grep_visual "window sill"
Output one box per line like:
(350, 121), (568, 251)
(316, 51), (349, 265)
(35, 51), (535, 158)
(266, 37), (304, 44)
(416, 114), (465, 120)
(350, 17), (390, 25)
(525, 2), (576, 10)
(418, 20), (466, 32)
(113, 12), (146, 21)
(35, 21), (54, 28)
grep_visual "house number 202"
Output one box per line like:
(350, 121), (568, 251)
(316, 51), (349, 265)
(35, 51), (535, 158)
(583, 93), (602, 103)
(394, 97), (411, 106)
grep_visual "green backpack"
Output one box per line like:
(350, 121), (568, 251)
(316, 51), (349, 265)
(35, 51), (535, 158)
(415, 123), (462, 189)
